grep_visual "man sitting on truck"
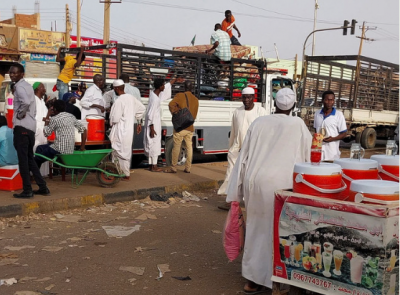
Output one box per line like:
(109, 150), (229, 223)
(56, 47), (85, 101)
(34, 100), (87, 169)
(314, 90), (347, 161)
(221, 10), (241, 46)
(205, 23), (231, 62)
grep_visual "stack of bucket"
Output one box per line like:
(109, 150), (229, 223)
(293, 140), (399, 204)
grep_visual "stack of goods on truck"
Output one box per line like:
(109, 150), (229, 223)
(173, 45), (251, 59)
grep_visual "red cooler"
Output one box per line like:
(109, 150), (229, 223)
(0, 165), (23, 191)
(349, 180), (399, 204)
(370, 155), (399, 182)
(86, 116), (105, 141)
(293, 163), (347, 200)
(333, 158), (379, 198)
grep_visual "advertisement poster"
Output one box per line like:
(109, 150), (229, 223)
(19, 28), (65, 54)
(273, 190), (399, 295)
(30, 54), (57, 62)
(70, 36), (117, 55)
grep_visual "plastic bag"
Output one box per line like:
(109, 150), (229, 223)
(223, 201), (246, 261)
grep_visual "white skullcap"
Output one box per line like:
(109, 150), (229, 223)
(275, 88), (296, 110)
(113, 79), (124, 87)
(242, 87), (255, 95)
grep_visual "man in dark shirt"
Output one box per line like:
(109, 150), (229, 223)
(62, 92), (82, 120)
(10, 63), (49, 198)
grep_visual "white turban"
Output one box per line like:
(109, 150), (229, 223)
(242, 87), (255, 95)
(275, 88), (296, 110)
(113, 79), (124, 87)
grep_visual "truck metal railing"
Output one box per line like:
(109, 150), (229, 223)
(65, 43), (266, 102)
(301, 55), (399, 111)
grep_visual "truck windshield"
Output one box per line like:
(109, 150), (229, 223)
(272, 78), (293, 99)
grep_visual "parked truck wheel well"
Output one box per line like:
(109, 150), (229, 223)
(165, 137), (188, 167)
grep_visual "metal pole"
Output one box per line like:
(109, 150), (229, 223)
(354, 21), (366, 106)
(77, 0), (81, 47)
(65, 4), (70, 47)
(301, 25), (352, 79)
(103, 0), (111, 54)
(312, 0), (319, 56)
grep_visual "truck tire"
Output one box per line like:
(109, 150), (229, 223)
(131, 155), (144, 168)
(355, 132), (362, 143)
(361, 128), (377, 149)
(165, 137), (187, 167)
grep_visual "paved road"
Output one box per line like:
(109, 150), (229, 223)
(0, 189), (254, 295)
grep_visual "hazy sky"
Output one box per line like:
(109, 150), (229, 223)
(1, 0), (399, 63)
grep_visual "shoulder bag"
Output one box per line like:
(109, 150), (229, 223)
(172, 93), (195, 132)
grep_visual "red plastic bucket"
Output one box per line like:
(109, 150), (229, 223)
(334, 158), (379, 199)
(370, 155), (399, 182)
(86, 116), (105, 141)
(349, 180), (399, 203)
(47, 131), (55, 141)
(293, 163), (347, 200)
(5, 108), (13, 129)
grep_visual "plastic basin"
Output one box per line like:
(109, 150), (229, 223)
(58, 149), (112, 167)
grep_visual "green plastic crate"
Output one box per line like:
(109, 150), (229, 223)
(58, 149), (113, 167)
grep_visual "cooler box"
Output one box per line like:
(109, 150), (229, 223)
(370, 155), (399, 182)
(293, 163), (347, 200)
(349, 179), (399, 204)
(333, 158), (379, 198)
(0, 165), (23, 191)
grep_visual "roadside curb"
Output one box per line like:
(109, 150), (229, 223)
(0, 179), (224, 218)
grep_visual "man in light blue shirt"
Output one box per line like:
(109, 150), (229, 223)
(205, 23), (232, 62)
(0, 116), (18, 166)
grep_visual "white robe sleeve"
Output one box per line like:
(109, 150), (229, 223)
(134, 99), (146, 121)
(146, 95), (157, 126)
(229, 112), (236, 149)
(80, 87), (94, 109)
(226, 125), (252, 203)
(159, 83), (172, 101)
(110, 100), (123, 126)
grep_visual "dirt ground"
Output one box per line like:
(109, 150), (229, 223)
(0, 189), (253, 295)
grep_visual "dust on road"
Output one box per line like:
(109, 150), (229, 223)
(0, 190), (250, 295)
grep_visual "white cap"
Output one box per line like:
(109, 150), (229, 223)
(275, 88), (296, 110)
(113, 79), (124, 87)
(242, 87), (255, 95)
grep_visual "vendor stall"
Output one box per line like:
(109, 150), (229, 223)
(272, 190), (399, 295)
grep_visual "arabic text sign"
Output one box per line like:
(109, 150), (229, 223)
(19, 28), (65, 54)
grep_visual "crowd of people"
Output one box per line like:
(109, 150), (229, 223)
(1, 11), (352, 292)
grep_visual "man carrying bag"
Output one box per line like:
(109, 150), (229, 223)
(165, 81), (199, 173)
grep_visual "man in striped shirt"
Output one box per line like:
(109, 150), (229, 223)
(34, 100), (87, 169)
(205, 23), (232, 62)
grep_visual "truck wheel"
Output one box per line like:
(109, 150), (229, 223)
(361, 128), (377, 149)
(165, 137), (187, 167)
(355, 132), (362, 143)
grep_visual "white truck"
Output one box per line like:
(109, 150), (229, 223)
(5, 44), (294, 166)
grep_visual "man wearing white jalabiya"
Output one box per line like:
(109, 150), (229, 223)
(218, 87), (267, 200)
(113, 74), (142, 103)
(80, 74), (106, 119)
(109, 80), (145, 180)
(33, 82), (49, 177)
(144, 78), (181, 172)
(226, 88), (312, 293)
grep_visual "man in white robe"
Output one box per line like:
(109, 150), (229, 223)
(226, 88), (312, 293)
(144, 78), (181, 172)
(113, 74), (142, 103)
(218, 87), (267, 200)
(33, 82), (49, 177)
(80, 74), (106, 119)
(109, 80), (145, 179)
